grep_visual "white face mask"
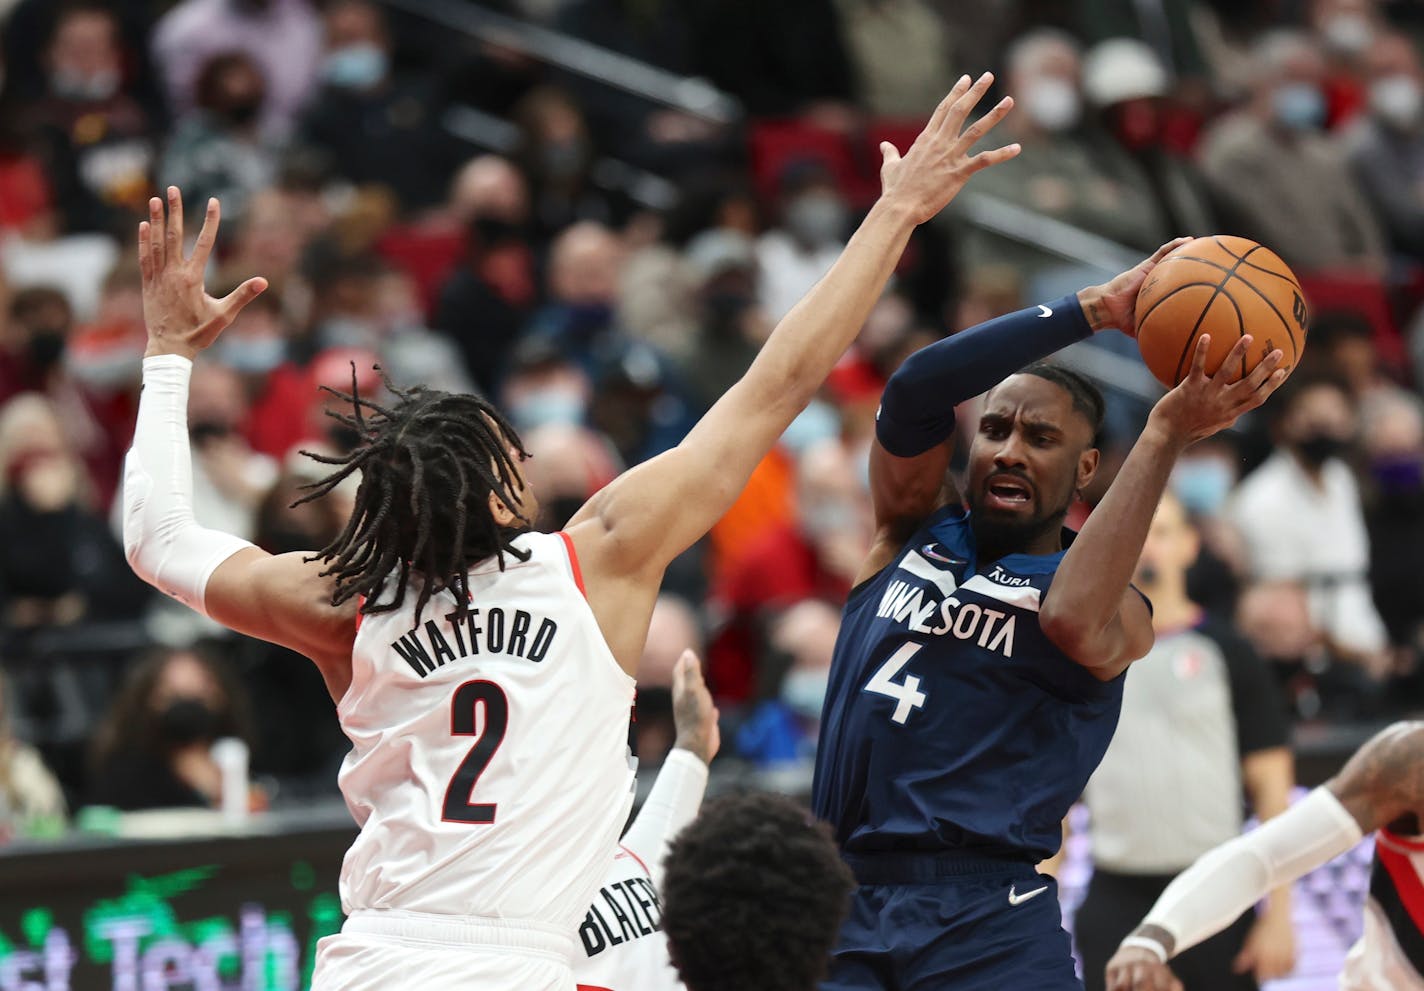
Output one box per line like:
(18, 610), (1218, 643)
(1023, 76), (1082, 133)
(1322, 13), (1373, 55)
(1371, 74), (1423, 129)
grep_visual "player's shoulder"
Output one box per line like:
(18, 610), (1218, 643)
(1334, 720), (1424, 828)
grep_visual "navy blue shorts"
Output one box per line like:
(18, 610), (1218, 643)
(822, 853), (1080, 991)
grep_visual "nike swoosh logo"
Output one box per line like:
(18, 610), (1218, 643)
(1036, 304), (1053, 318)
(919, 544), (963, 566)
(1008, 884), (1049, 906)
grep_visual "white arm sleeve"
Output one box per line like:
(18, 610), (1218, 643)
(1138, 786), (1364, 959)
(122, 355), (255, 616)
(620, 748), (710, 890)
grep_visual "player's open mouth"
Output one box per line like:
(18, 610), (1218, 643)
(985, 476), (1033, 508)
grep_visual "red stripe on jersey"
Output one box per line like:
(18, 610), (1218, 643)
(355, 594), (365, 632)
(619, 842), (652, 878)
(576, 986), (614, 990)
(557, 531), (587, 598)
(1384, 828), (1424, 853)
(1378, 834), (1424, 933)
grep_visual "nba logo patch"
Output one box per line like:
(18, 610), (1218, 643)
(1174, 650), (1203, 680)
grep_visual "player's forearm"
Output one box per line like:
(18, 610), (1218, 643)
(1041, 422), (1184, 659)
(123, 356), (254, 615)
(875, 296), (1093, 457)
(742, 196), (917, 416)
(620, 748), (710, 889)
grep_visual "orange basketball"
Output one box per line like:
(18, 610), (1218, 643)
(1134, 235), (1307, 388)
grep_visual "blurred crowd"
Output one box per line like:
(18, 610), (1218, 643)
(3, 0), (1424, 839)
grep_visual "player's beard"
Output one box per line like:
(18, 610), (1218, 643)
(968, 487), (1075, 558)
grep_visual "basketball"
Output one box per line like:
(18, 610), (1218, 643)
(1134, 236), (1308, 388)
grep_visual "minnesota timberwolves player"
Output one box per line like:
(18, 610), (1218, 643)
(812, 255), (1289, 989)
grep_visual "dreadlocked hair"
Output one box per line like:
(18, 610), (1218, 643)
(295, 368), (533, 623)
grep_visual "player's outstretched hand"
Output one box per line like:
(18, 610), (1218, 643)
(1105, 947), (1183, 991)
(1078, 238), (1193, 336)
(878, 72), (1020, 226)
(138, 186), (268, 360)
(672, 649), (720, 766)
(1148, 335), (1287, 448)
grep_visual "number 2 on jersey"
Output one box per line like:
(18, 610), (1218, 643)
(441, 680), (509, 824)
(865, 642), (927, 724)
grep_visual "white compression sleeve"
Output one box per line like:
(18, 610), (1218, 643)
(1139, 787), (1364, 958)
(619, 748), (710, 889)
(122, 355), (255, 616)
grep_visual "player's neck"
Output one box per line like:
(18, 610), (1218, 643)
(976, 526), (1062, 566)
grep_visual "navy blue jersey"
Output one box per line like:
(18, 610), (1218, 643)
(812, 504), (1126, 863)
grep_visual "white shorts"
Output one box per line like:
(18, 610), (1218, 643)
(312, 910), (576, 991)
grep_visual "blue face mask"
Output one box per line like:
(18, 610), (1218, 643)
(781, 668), (830, 720)
(510, 387), (585, 430)
(1172, 458), (1234, 516)
(322, 43), (388, 90)
(1273, 82), (1326, 130)
(1372, 453), (1424, 494)
(216, 336), (286, 374)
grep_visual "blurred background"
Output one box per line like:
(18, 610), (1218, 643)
(0, 0), (1422, 987)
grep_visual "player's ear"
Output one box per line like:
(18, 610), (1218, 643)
(488, 490), (517, 527)
(1076, 446), (1100, 493)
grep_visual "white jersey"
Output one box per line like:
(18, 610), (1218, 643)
(573, 749), (708, 991)
(1342, 829), (1424, 990)
(335, 530), (637, 931)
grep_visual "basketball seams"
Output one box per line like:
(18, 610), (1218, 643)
(1156, 251), (1301, 370)
(1169, 252), (1252, 384)
(1210, 236), (1298, 283)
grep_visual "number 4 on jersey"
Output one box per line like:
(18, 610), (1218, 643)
(865, 643), (927, 724)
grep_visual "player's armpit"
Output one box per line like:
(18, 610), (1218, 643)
(858, 441), (957, 585)
(205, 548), (358, 687)
(1040, 584), (1153, 681)
(1328, 720), (1424, 833)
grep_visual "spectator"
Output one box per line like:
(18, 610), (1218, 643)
(1169, 436), (1249, 617)
(253, 444), (359, 557)
(501, 338), (593, 436)
(678, 227), (771, 408)
(758, 161), (850, 323)
(86, 648), (257, 812)
(958, 29), (1170, 277)
(661, 792), (855, 991)
(160, 52), (280, 222)
(0, 394), (147, 628)
(524, 221), (629, 379)
(709, 440), (870, 702)
(152, 0), (322, 140)
(634, 595), (707, 767)
(518, 422), (621, 532)
(187, 361), (278, 541)
(0, 672), (66, 841)
(1342, 31), (1424, 262)
(23, 4), (155, 236)
(1361, 391), (1424, 671)
(1309, 0), (1383, 128)
(1082, 38), (1218, 236)
(513, 87), (621, 238)
(297, 0), (457, 211)
(1073, 492), (1295, 991)
(1199, 30), (1387, 275)
(734, 599), (841, 771)
(436, 156), (539, 395)
(833, 0), (956, 119)
(371, 268), (475, 396)
(1227, 372), (1390, 670)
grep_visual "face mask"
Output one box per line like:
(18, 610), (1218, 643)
(1322, 13), (1373, 56)
(511, 387), (585, 429)
(320, 316), (381, 350)
(802, 499), (860, 542)
(1134, 562), (1159, 587)
(216, 335), (285, 374)
(540, 140), (587, 181)
(1372, 452), (1424, 493)
(781, 668), (830, 719)
(1371, 75), (1423, 129)
(157, 698), (220, 747)
(322, 44), (388, 90)
(220, 98), (263, 127)
(49, 67), (119, 101)
(471, 216), (524, 247)
(1273, 82), (1326, 131)
(1023, 76), (1082, 132)
(1171, 458), (1233, 516)
(563, 302), (613, 339)
(27, 330), (66, 371)
(1297, 431), (1348, 466)
(784, 192), (847, 247)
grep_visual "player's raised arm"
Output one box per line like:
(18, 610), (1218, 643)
(1040, 335), (1285, 679)
(124, 189), (356, 689)
(856, 238), (1194, 582)
(566, 76), (1017, 591)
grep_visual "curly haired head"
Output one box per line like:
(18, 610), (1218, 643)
(661, 793), (854, 991)
(298, 370), (535, 621)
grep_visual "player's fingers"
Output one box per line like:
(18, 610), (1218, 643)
(924, 74), (972, 138)
(218, 276), (268, 321)
(942, 71), (994, 138)
(879, 140), (901, 170)
(955, 95), (1013, 151)
(1186, 333), (1211, 380)
(965, 142), (1021, 174)
(148, 196), (166, 269)
(1147, 237), (1192, 266)
(1242, 348), (1284, 391)
(1214, 334), (1252, 382)
(191, 196), (220, 270)
(165, 185), (183, 262)
(138, 221), (152, 284)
